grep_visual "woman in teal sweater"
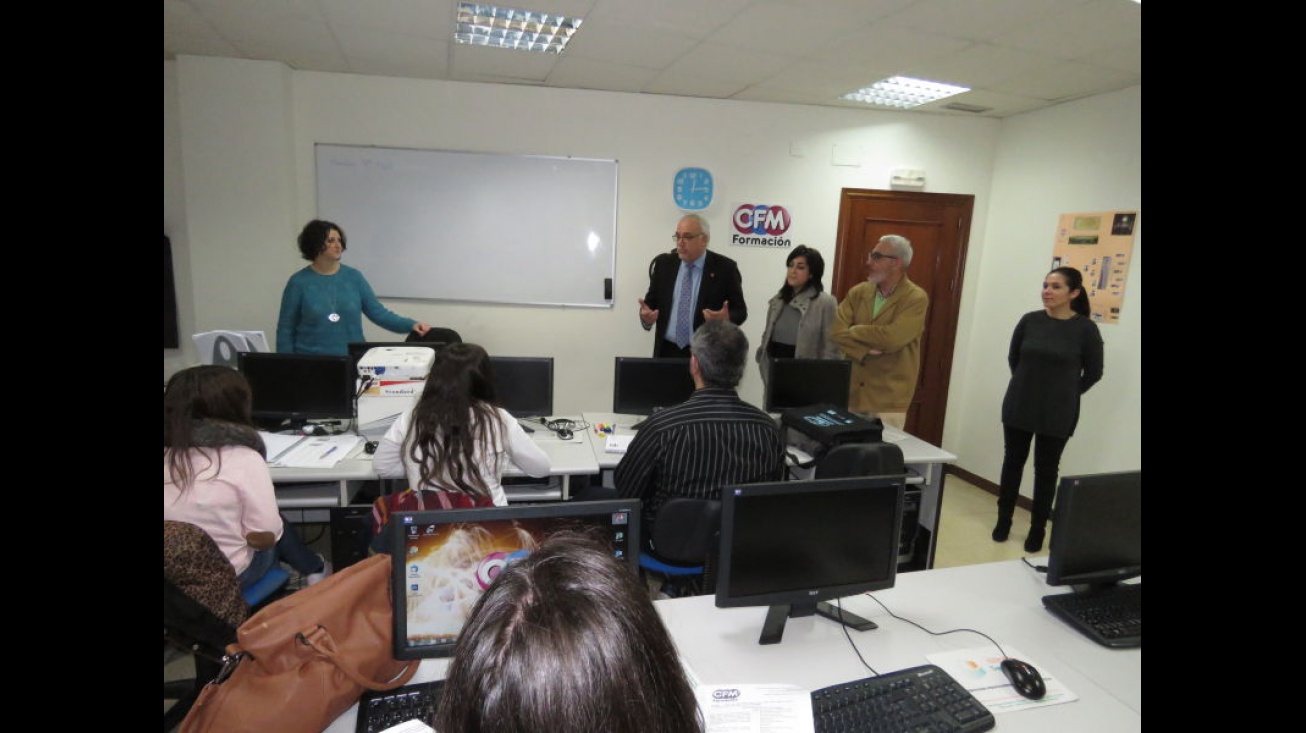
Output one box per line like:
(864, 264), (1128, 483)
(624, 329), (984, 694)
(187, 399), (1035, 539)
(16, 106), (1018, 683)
(276, 219), (430, 355)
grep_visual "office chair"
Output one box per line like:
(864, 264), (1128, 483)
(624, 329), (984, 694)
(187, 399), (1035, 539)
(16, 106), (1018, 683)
(813, 441), (919, 565)
(638, 498), (721, 598)
(406, 327), (463, 345)
(164, 521), (289, 732)
(813, 441), (905, 479)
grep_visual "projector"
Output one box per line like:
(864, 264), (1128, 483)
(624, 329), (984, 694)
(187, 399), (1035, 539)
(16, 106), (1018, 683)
(358, 346), (435, 380)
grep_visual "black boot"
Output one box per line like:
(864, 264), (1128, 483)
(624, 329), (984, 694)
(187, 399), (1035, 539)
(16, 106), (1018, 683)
(1024, 527), (1045, 553)
(991, 516), (1012, 542)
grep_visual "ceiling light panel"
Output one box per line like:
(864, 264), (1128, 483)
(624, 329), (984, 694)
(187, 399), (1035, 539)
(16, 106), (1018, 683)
(455, 3), (583, 54)
(841, 76), (970, 108)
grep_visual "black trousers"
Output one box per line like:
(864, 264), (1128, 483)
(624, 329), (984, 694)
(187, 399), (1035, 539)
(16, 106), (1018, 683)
(997, 425), (1069, 528)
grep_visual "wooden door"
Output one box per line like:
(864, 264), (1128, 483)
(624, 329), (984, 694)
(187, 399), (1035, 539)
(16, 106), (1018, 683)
(832, 189), (973, 447)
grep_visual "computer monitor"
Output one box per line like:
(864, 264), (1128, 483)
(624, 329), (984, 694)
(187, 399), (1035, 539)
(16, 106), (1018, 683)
(612, 357), (696, 415)
(763, 358), (853, 412)
(1045, 470), (1142, 592)
(236, 352), (355, 431)
(716, 475), (905, 645)
(347, 341), (442, 376)
(389, 499), (641, 660)
(488, 356), (554, 418)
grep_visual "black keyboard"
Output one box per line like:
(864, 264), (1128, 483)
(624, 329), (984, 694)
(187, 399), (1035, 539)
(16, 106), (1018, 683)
(355, 680), (444, 733)
(811, 664), (994, 733)
(1042, 583), (1141, 648)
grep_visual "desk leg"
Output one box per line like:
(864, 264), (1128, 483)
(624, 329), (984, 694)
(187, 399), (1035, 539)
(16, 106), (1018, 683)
(910, 461), (944, 569)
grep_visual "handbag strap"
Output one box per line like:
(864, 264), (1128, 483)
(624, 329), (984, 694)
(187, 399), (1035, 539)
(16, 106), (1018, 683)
(296, 625), (419, 691)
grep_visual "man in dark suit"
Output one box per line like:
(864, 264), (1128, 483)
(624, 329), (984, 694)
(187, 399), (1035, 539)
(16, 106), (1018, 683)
(638, 214), (747, 358)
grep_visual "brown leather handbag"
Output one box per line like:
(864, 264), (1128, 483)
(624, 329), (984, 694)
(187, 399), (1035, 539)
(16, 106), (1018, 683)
(180, 553), (419, 733)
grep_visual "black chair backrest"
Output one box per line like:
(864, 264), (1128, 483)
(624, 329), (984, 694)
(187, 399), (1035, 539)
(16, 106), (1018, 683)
(407, 327), (463, 344)
(814, 441), (906, 479)
(651, 498), (722, 565)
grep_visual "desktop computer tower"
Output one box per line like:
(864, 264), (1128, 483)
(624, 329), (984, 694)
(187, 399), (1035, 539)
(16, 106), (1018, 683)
(330, 506), (374, 571)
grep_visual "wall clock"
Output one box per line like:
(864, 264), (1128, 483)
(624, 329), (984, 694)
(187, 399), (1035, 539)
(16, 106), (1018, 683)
(673, 167), (713, 211)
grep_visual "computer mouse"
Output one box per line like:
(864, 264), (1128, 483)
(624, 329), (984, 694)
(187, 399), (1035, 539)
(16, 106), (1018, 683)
(556, 428), (574, 440)
(1000, 658), (1046, 700)
(302, 424), (329, 436)
(364, 440), (379, 454)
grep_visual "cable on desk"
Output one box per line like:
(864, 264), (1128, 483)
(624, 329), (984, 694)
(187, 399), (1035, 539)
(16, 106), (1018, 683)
(833, 597), (880, 676)
(862, 593), (1008, 660)
(545, 418), (591, 432)
(1021, 557), (1047, 573)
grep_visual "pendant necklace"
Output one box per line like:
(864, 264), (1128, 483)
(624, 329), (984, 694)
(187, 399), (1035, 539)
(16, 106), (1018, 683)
(326, 275), (340, 322)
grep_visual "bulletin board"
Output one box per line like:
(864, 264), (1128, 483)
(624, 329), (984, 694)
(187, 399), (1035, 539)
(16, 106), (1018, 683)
(1051, 211), (1138, 325)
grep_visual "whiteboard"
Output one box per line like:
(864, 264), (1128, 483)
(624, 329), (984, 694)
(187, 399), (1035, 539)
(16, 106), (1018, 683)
(315, 144), (618, 308)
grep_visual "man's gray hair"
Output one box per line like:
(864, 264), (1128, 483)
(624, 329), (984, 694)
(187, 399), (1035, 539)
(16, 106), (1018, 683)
(690, 320), (748, 388)
(880, 234), (913, 268)
(681, 213), (711, 239)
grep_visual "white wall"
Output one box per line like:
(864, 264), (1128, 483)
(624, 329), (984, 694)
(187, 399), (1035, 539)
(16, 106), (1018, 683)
(163, 62), (191, 381)
(948, 85), (1141, 489)
(164, 55), (1140, 490)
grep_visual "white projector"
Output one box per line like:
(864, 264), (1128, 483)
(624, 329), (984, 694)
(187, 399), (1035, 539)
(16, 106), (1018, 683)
(357, 346), (436, 380)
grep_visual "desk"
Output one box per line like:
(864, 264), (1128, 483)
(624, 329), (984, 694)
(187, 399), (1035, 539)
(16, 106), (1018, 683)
(320, 559), (1140, 732)
(269, 417), (600, 507)
(583, 413), (957, 570)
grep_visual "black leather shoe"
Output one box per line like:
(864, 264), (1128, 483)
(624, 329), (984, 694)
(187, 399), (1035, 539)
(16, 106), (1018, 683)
(991, 518), (1011, 542)
(1024, 527), (1046, 553)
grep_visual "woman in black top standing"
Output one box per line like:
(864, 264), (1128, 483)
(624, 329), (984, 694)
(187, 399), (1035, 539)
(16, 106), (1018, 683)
(992, 267), (1104, 552)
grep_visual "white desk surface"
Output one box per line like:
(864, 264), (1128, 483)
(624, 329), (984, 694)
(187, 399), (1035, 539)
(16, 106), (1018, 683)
(582, 412), (958, 470)
(270, 417), (600, 496)
(321, 559), (1139, 733)
(659, 560), (1140, 723)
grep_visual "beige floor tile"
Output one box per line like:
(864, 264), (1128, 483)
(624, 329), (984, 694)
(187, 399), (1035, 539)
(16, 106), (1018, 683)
(932, 474), (1046, 569)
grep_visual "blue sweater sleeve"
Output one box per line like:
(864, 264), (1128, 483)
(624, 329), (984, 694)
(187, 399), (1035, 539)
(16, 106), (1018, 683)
(275, 273), (304, 353)
(353, 269), (416, 335)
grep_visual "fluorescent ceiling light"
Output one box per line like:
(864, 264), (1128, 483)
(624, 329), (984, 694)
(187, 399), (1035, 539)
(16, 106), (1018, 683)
(455, 3), (583, 54)
(841, 76), (970, 109)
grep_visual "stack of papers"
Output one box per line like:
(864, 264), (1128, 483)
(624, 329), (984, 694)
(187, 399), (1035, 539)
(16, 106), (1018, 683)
(259, 432), (362, 468)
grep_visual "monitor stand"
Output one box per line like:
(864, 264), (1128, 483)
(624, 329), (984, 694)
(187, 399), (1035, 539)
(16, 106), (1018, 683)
(759, 602), (877, 645)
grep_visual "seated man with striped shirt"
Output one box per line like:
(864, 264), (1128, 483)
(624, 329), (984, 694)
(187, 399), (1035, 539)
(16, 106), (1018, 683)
(613, 320), (787, 566)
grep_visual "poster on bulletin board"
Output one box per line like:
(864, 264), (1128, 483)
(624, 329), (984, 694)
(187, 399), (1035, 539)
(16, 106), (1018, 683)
(1051, 211), (1138, 325)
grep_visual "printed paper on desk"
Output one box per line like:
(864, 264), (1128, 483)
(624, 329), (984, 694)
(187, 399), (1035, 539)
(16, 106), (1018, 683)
(925, 646), (1077, 713)
(258, 431), (306, 464)
(271, 435), (363, 468)
(605, 434), (634, 454)
(694, 684), (814, 733)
